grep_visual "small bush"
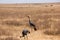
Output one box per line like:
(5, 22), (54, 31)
(50, 4), (53, 6)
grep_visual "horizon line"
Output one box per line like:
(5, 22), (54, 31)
(0, 2), (60, 4)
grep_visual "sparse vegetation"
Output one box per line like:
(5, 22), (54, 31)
(0, 29), (13, 36)
(0, 3), (60, 40)
(0, 37), (19, 40)
(2, 20), (22, 26)
(44, 28), (60, 35)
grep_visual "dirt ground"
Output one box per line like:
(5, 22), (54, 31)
(0, 3), (60, 40)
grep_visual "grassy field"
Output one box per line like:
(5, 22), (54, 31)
(0, 3), (60, 40)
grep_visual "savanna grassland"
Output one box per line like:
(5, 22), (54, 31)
(0, 3), (60, 40)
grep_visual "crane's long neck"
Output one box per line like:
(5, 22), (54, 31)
(28, 17), (31, 23)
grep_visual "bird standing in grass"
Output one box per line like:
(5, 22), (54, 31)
(27, 16), (37, 31)
(20, 29), (30, 39)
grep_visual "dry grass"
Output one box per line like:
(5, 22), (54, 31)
(0, 3), (60, 40)
(2, 20), (22, 26)
(0, 29), (13, 36)
(0, 37), (19, 40)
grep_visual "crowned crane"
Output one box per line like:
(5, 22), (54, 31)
(27, 16), (37, 31)
(20, 29), (30, 39)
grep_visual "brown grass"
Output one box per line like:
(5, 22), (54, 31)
(0, 3), (60, 40)
(2, 20), (22, 26)
(0, 37), (19, 40)
(0, 29), (12, 36)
